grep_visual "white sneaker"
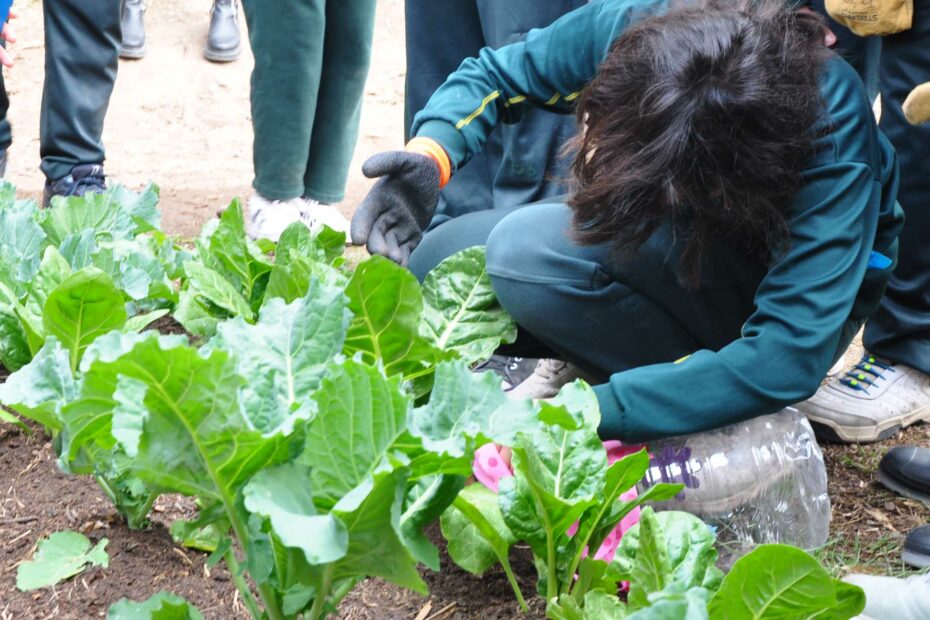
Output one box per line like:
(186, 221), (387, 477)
(506, 359), (583, 400)
(301, 199), (350, 236)
(827, 356), (849, 378)
(845, 573), (930, 620)
(796, 353), (930, 443)
(247, 195), (307, 242)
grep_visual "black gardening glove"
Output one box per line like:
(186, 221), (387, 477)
(351, 151), (441, 266)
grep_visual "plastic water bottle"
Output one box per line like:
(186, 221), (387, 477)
(637, 408), (831, 566)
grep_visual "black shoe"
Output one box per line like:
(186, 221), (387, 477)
(903, 524), (930, 568)
(120, 0), (147, 60)
(204, 0), (241, 63)
(877, 446), (930, 504)
(43, 164), (108, 208)
(473, 356), (540, 391)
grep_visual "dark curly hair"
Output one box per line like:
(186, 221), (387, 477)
(569, 0), (833, 285)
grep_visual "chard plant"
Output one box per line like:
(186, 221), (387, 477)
(0, 182), (187, 374)
(19, 267), (533, 619)
(0, 183), (537, 618)
(442, 383), (866, 620)
(173, 200), (347, 339)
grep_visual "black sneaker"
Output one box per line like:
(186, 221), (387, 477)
(44, 164), (107, 208)
(877, 446), (930, 504)
(120, 0), (147, 60)
(473, 355), (539, 391)
(204, 0), (242, 63)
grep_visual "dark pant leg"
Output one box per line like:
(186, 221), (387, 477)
(404, 0), (497, 225)
(40, 0), (121, 181)
(863, 0), (930, 373)
(0, 69), (10, 153)
(476, 0), (586, 208)
(242, 0), (325, 201)
(300, 0), (377, 203)
(410, 201), (766, 378)
(484, 203), (766, 381)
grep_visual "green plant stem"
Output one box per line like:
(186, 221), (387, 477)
(499, 555), (529, 612)
(224, 547), (264, 620)
(546, 528), (558, 604)
(308, 564), (336, 620)
(450, 495), (528, 611)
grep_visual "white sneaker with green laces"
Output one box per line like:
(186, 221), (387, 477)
(796, 353), (930, 443)
(301, 199), (350, 236)
(845, 573), (930, 620)
(247, 194), (307, 242)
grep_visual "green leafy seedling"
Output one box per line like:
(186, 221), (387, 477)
(16, 531), (109, 591)
(107, 592), (204, 620)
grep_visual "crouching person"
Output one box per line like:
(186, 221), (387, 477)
(352, 0), (904, 443)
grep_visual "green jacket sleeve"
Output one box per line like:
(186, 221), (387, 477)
(410, 0), (666, 169)
(595, 59), (904, 442)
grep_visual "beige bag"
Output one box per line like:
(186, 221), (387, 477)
(825, 0), (913, 36)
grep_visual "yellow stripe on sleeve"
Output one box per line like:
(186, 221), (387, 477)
(455, 91), (501, 129)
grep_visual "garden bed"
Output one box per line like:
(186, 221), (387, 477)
(2, 417), (926, 619)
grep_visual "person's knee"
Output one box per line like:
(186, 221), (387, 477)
(485, 203), (579, 323)
(486, 202), (569, 279)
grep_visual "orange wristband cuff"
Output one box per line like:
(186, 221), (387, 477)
(406, 137), (452, 188)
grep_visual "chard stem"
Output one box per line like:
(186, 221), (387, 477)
(547, 529), (558, 604)
(224, 547), (264, 620)
(308, 564), (336, 620)
(500, 555), (529, 612)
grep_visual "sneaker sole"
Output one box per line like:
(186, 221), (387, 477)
(876, 469), (930, 505)
(204, 43), (242, 63)
(120, 45), (147, 60)
(806, 402), (930, 443)
(901, 549), (930, 569)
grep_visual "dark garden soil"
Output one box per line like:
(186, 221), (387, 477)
(819, 422), (930, 577)
(0, 424), (545, 620)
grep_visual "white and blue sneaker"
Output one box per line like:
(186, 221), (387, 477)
(797, 353), (930, 443)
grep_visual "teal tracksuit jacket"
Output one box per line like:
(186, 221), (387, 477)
(410, 0), (904, 440)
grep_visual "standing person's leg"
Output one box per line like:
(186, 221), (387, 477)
(476, 0), (587, 207)
(301, 0), (376, 207)
(0, 70), (11, 177)
(40, 0), (121, 203)
(404, 0), (497, 227)
(240, 0), (325, 240)
(864, 0), (930, 372)
(798, 2), (930, 443)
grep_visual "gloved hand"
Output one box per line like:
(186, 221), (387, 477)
(351, 151), (441, 266)
(904, 82), (930, 125)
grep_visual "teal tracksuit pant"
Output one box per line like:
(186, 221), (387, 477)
(0, 0), (121, 181)
(241, 0), (376, 204)
(814, 0), (930, 374)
